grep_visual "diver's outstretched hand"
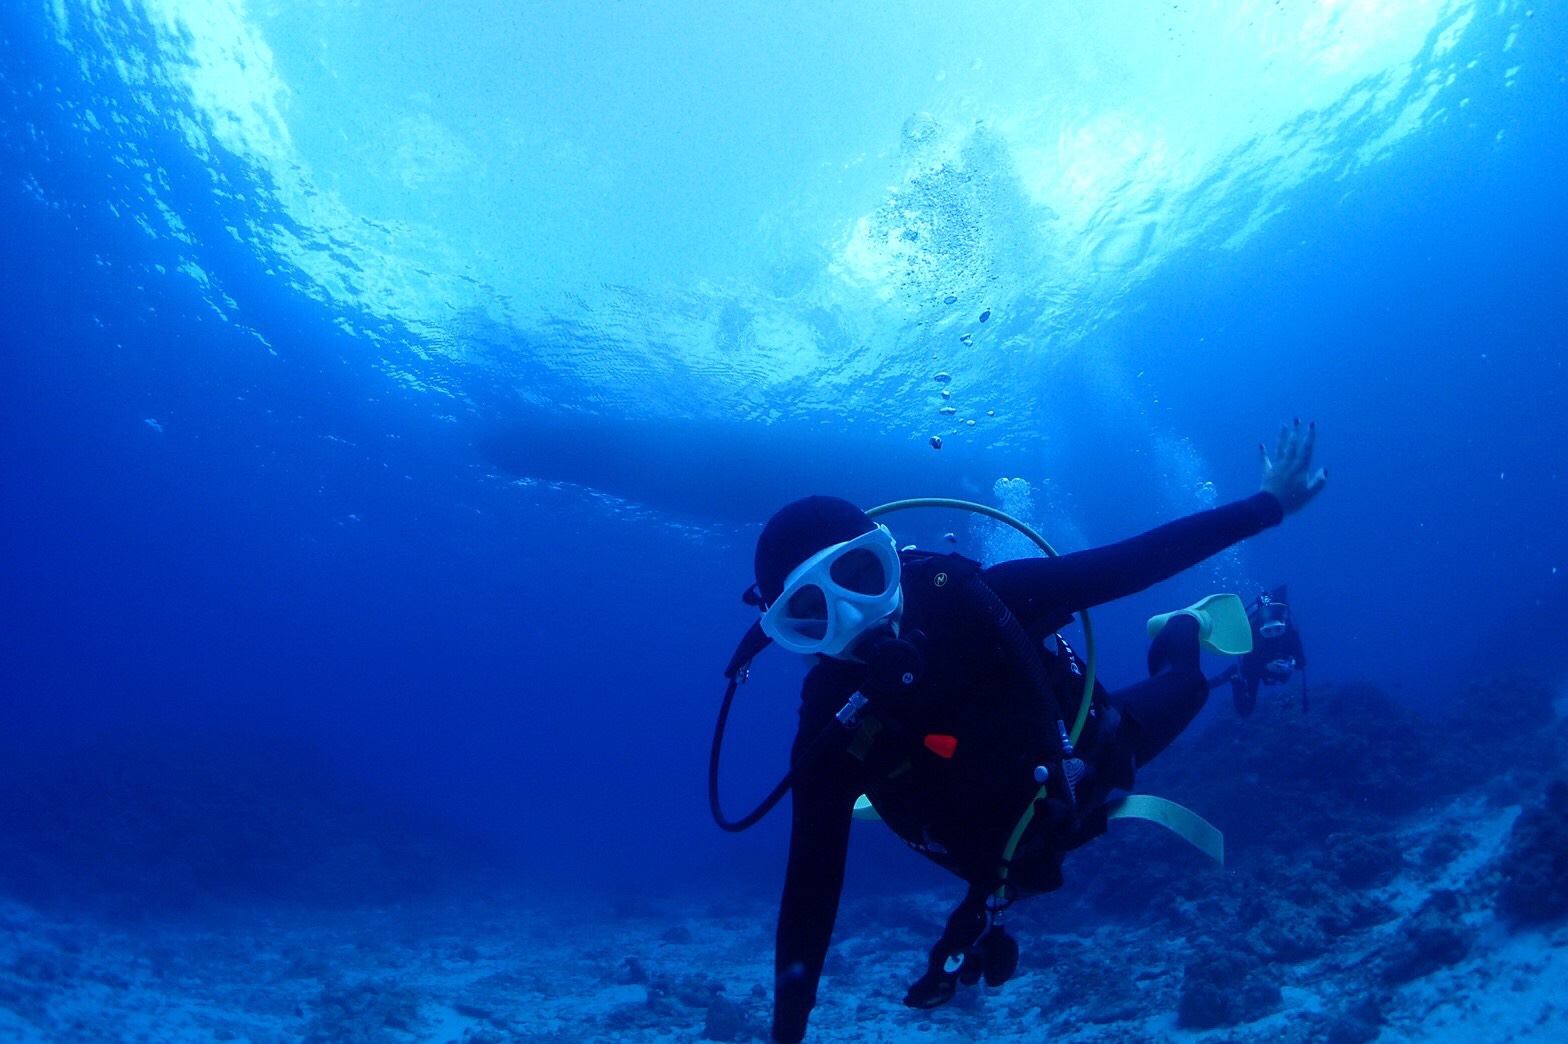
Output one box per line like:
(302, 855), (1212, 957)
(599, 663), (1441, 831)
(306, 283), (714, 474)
(1259, 419), (1326, 517)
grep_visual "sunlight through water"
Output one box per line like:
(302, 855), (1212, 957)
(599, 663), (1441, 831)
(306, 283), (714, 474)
(41, 0), (1505, 435)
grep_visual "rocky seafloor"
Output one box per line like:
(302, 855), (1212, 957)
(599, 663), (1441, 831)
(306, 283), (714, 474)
(2, 675), (1566, 1042)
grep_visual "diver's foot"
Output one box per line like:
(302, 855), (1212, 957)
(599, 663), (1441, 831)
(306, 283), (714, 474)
(903, 968), (958, 1009)
(904, 928), (1020, 1007)
(1147, 612), (1201, 676)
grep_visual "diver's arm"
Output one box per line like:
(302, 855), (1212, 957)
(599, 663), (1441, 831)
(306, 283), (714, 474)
(773, 711), (858, 1042)
(985, 420), (1325, 630)
(983, 493), (1283, 630)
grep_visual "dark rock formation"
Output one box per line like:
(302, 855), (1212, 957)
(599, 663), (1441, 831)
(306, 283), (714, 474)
(1176, 949), (1281, 1029)
(1497, 779), (1568, 926)
(1379, 889), (1475, 984)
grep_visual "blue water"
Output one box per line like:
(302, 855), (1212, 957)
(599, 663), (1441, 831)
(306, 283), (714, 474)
(2, 0), (1565, 993)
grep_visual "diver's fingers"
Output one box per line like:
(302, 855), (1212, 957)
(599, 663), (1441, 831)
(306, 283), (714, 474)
(1299, 421), (1316, 469)
(1284, 418), (1309, 470)
(1259, 442), (1272, 473)
(1307, 467), (1327, 496)
(1275, 424), (1290, 465)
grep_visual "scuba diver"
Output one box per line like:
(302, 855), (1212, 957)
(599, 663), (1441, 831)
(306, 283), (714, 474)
(1214, 587), (1308, 716)
(710, 421), (1326, 1043)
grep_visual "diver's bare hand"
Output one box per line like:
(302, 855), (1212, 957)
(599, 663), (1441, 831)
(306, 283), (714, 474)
(1259, 419), (1326, 517)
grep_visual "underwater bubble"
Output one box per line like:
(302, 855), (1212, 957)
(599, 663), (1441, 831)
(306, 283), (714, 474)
(959, 333), (973, 346)
(933, 372), (952, 383)
(929, 435), (943, 449)
(943, 294), (958, 304)
(940, 406), (957, 416)
(941, 389), (952, 400)
(944, 532), (957, 543)
(987, 409), (996, 416)
(965, 419), (976, 426)
(979, 309), (991, 323)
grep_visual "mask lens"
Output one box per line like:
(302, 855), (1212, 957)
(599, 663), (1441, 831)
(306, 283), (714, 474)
(785, 584), (829, 621)
(1260, 620), (1287, 638)
(828, 547), (888, 595)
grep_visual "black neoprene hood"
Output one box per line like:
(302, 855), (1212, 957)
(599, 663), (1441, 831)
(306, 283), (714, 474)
(754, 496), (876, 605)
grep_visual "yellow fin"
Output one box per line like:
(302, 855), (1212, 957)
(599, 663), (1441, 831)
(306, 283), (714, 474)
(1107, 793), (1224, 864)
(1146, 593), (1253, 656)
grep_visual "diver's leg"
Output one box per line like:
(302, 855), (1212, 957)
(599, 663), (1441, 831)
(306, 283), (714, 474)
(1108, 614), (1208, 767)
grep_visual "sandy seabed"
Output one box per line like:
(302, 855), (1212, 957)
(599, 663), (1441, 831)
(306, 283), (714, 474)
(2, 788), (1565, 1044)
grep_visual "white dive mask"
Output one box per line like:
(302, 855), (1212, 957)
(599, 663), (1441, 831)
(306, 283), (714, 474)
(760, 525), (903, 657)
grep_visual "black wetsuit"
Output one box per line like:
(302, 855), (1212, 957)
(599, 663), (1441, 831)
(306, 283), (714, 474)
(772, 492), (1285, 1043)
(1232, 621), (1307, 716)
